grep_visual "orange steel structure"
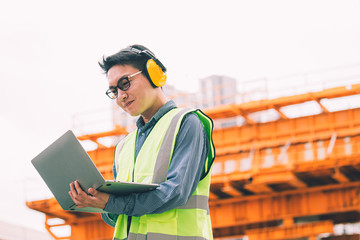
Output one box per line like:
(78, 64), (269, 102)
(27, 83), (360, 240)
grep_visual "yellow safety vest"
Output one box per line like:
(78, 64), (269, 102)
(112, 108), (215, 240)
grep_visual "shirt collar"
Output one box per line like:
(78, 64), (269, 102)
(136, 100), (177, 129)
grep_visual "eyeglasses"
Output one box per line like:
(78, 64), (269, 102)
(105, 71), (142, 99)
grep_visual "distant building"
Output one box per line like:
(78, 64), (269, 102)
(199, 75), (243, 129)
(163, 84), (201, 108)
(199, 75), (238, 108)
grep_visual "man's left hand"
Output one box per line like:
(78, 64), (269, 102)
(69, 180), (110, 209)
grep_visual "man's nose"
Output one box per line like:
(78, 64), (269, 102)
(117, 88), (128, 101)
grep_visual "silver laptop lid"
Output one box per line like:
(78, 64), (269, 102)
(31, 130), (105, 210)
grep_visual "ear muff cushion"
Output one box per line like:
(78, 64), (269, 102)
(146, 59), (167, 87)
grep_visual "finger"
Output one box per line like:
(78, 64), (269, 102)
(69, 182), (86, 207)
(69, 182), (77, 194)
(68, 190), (74, 199)
(68, 190), (79, 206)
(88, 188), (97, 196)
(69, 191), (76, 202)
(74, 181), (85, 194)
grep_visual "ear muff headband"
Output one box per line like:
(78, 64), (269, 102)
(124, 47), (167, 87)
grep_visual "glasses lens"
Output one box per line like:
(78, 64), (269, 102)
(117, 78), (131, 91)
(106, 89), (117, 99)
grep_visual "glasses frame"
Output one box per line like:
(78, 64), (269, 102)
(105, 71), (142, 99)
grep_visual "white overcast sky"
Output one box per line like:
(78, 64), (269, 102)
(1, 0), (360, 234)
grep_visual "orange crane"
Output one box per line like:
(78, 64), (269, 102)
(27, 83), (360, 240)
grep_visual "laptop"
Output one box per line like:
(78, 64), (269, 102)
(31, 130), (159, 213)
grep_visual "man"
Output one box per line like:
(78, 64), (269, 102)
(69, 44), (215, 240)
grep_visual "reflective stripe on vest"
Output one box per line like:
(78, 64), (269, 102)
(115, 234), (209, 240)
(113, 108), (215, 240)
(176, 195), (210, 214)
(152, 108), (191, 183)
(128, 233), (209, 240)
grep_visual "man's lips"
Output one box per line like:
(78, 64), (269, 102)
(124, 100), (134, 108)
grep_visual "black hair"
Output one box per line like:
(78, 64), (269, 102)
(98, 44), (158, 76)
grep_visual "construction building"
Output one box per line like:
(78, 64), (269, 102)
(27, 66), (360, 240)
(200, 75), (238, 108)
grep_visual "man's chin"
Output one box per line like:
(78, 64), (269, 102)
(127, 111), (141, 117)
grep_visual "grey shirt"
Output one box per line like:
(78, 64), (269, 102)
(101, 100), (209, 226)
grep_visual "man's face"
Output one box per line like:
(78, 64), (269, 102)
(107, 64), (157, 117)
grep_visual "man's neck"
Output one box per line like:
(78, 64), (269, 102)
(141, 96), (168, 123)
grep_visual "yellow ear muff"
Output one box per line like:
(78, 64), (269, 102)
(146, 59), (167, 87)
